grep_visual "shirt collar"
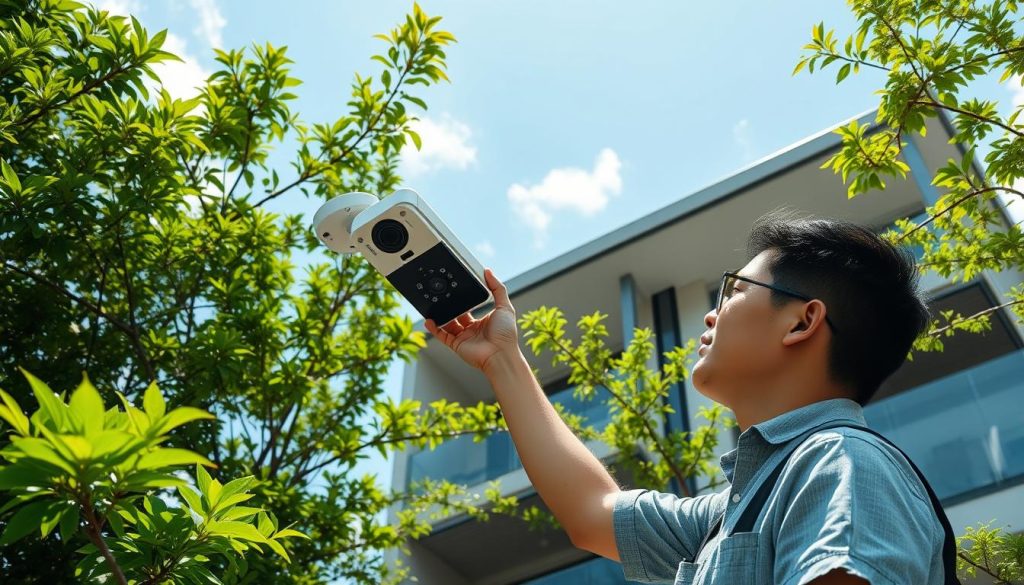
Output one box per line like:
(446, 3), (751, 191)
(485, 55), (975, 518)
(749, 397), (866, 445)
(718, 397), (866, 485)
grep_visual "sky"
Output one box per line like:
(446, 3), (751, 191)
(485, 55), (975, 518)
(91, 0), (1022, 520)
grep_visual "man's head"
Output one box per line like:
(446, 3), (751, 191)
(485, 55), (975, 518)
(691, 207), (931, 424)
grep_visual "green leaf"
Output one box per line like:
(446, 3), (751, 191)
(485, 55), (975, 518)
(20, 368), (68, 431)
(272, 528), (309, 540)
(405, 128), (422, 150)
(836, 63), (851, 83)
(178, 485), (205, 517)
(142, 382), (166, 420)
(264, 536), (290, 561)
(68, 373), (104, 436)
(121, 470), (187, 490)
(206, 520), (268, 542)
(159, 406), (214, 434)
(39, 502), (70, 538)
(0, 158), (21, 193)
(136, 448), (213, 470)
(0, 500), (50, 545)
(58, 504), (79, 542)
(0, 463), (54, 491)
(11, 437), (76, 475)
(196, 463), (212, 497)
(219, 506), (263, 522)
(216, 475), (256, 505)
(0, 390), (30, 435)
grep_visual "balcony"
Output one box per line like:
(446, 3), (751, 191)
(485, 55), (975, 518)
(521, 556), (644, 585)
(864, 348), (1024, 504)
(407, 384), (616, 490)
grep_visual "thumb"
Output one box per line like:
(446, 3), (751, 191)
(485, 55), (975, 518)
(484, 268), (513, 312)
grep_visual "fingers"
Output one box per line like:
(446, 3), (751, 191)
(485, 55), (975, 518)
(443, 320), (465, 336)
(456, 312), (474, 328)
(484, 268), (513, 312)
(424, 319), (439, 339)
(425, 318), (463, 342)
(425, 319), (450, 344)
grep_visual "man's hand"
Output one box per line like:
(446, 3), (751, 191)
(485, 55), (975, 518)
(424, 268), (520, 373)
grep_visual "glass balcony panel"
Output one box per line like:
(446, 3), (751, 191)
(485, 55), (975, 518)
(864, 348), (1024, 502)
(407, 384), (615, 490)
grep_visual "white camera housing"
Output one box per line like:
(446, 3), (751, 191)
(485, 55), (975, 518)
(312, 188), (492, 327)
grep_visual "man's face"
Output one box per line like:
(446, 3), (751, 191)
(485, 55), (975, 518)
(692, 249), (790, 406)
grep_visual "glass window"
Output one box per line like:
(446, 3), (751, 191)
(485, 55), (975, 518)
(865, 282), (1024, 503)
(872, 282), (1021, 402)
(406, 360), (623, 491)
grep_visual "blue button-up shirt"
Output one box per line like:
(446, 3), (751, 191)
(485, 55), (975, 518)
(613, 398), (945, 584)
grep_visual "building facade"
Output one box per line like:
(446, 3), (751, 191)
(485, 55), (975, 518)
(385, 109), (1024, 585)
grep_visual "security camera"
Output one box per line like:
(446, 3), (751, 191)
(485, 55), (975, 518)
(312, 188), (493, 327)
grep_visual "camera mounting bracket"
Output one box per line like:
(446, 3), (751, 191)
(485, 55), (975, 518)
(311, 191), (379, 254)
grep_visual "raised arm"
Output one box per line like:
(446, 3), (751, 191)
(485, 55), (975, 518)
(424, 268), (621, 559)
(481, 347), (623, 558)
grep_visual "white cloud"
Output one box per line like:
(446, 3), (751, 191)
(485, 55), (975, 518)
(152, 33), (211, 101)
(189, 0), (226, 49)
(1009, 74), (1024, 107)
(399, 114), (478, 176)
(733, 118), (754, 161)
(474, 240), (496, 259)
(507, 148), (622, 249)
(87, 0), (216, 102)
(92, 0), (140, 16)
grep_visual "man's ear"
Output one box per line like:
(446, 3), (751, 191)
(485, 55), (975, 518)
(782, 299), (827, 345)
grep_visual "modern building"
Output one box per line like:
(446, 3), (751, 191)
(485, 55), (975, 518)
(385, 107), (1024, 585)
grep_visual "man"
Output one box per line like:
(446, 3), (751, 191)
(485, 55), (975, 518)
(424, 208), (948, 584)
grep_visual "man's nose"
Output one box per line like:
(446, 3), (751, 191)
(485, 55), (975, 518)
(704, 308), (717, 328)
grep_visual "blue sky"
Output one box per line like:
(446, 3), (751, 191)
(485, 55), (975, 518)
(94, 0), (1022, 503)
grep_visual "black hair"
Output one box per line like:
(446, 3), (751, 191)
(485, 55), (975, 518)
(745, 207), (932, 406)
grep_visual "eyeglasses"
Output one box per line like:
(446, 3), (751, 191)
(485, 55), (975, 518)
(717, 270), (839, 333)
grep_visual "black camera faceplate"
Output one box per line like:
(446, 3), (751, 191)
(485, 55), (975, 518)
(385, 241), (489, 326)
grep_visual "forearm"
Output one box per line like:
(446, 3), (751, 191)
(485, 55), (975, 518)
(482, 348), (621, 543)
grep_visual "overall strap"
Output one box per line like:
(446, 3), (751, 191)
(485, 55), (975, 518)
(690, 418), (844, 562)
(690, 421), (962, 585)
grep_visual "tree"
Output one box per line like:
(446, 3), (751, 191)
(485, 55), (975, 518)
(0, 369), (307, 584)
(792, 0), (1023, 581)
(0, 1), (521, 582)
(793, 0), (1024, 347)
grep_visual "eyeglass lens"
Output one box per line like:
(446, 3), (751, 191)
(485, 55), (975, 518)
(719, 274), (737, 310)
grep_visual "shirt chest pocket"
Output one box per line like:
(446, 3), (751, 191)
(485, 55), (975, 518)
(673, 531), (763, 585)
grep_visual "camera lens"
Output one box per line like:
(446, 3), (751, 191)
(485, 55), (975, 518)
(427, 276), (447, 294)
(371, 219), (409, 253)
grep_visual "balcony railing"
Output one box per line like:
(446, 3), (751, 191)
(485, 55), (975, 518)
(407, 384), (615, 490)
(521, 556), (644, 584)
(864, 348), (1024, 503)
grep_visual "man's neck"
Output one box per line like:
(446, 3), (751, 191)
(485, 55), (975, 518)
(732, 391), (847, 433)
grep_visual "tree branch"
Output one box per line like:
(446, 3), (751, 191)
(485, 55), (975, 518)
(897, 186), (1024, 244)
(927, 299), (1024, 338)
(910, 99), (1024, 139)
(251, 28), (425, 209)
(80, 492), (128, 585)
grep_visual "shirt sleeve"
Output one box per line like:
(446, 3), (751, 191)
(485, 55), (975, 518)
(771, 432), (942, 585)
(612, 487), (725, 584)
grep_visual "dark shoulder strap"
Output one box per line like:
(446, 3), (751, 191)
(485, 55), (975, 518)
(796, 422), (961, 585)
(690, 421), (961, 584)
(689, 419), (840, 562)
